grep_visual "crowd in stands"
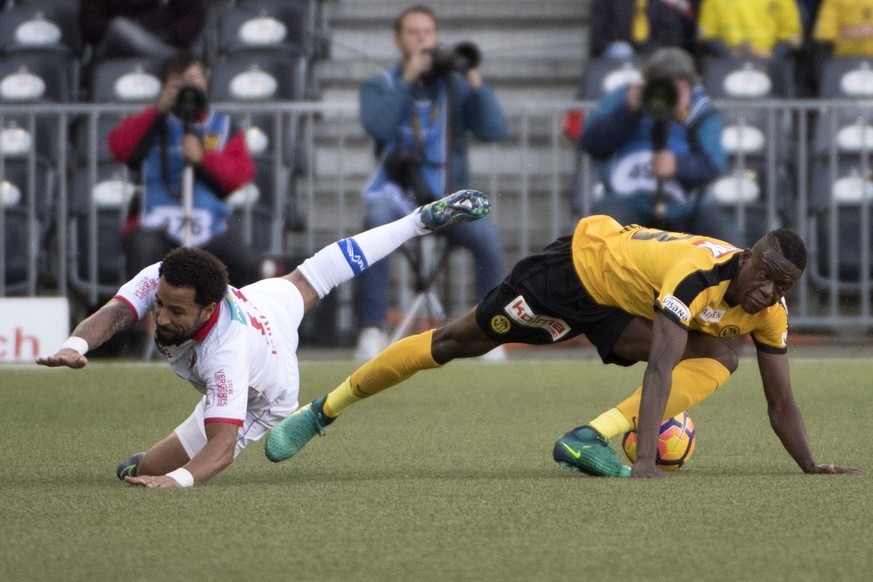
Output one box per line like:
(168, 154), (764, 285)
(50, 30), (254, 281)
(0, 0), (326, 360)
(571, 0), (873, 285)
(4, 0), (873, 350)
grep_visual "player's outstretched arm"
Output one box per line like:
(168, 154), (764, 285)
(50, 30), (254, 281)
(757, 351), (862, 475)
(36, 299), (136, 369)
(632, 312), (689, 478)
(125, 422), (238, 488)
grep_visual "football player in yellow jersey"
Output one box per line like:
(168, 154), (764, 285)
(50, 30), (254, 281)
(265, 215), (860, 479)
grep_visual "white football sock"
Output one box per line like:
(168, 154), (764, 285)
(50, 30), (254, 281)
(298, 212), (426, 298)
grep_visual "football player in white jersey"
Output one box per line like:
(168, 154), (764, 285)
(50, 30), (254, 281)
(36, 189), (491, 487)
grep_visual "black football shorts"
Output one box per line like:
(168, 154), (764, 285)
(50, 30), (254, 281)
(475, 235), (638, 366)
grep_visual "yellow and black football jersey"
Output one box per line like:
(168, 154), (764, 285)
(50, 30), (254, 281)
(571, 215), (788, 353)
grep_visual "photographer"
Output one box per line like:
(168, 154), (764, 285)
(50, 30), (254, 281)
(354, 4), (508, 360)
(108, 52), (259, 287)
(580, 47), (742, 246)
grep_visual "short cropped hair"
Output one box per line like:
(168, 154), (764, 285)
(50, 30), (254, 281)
(394, 4), (437, 35)
(161, 51), (203, 83)
(159, 247), (228, 306)
(643, 47), (699, 85)
(768, 229), (807, 272)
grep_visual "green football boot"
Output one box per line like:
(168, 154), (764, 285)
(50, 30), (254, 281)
(264, 397), (333, 462)
(553, 425), (631, 477)
(419, 189), (491, 230)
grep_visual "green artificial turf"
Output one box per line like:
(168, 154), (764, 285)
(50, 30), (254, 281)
(1, 358), (870, 581)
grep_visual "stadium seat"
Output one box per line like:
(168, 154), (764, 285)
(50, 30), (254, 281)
(701, 55), (793, 99)
(0, 50), (75, 102)
(706, 156), (782, 247)
(68, 162), (137, 300)
(210, 51), (306, 166)
(817, 56), (873, 99)
(575, 54), (644, 100)
(808, 157), (873, 291)
(0, 157), (53, 295)
(0, 0), (82, 56)
(0, 111), (60, 165)
(218, 0), (314, 57)
(225, 157), (278, 256)
(87, 56), (163, 104)
(806, 57), (873, 291)
(210, 44), (306, 102)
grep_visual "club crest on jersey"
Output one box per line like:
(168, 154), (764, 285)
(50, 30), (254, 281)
(697, 306), (724, 323)
(693, 240), (738, 258)
(504, 296), (570, 341)
(490, 314), (511, 334)
(719, 325), (741, 337)
(661, 294), (691, 323)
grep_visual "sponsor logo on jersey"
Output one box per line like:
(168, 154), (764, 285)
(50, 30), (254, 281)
(490, 314), (511, 334)
(504, 296), (570, 341)
(661, 294), (691, 323)
(214, 369), (231, 406)
(133, 275), (159, 299)
(697, 306), (725, 323)
(338, 238), (368, 275)
(719, 325), (741, 337)
(693, 240), (738, 258)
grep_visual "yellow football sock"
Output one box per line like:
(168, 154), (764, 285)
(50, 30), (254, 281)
(322, 330), (440, 418)
(588, 408), (632, 440)
(321, 377), (358, 418)
(592, 358), (731, 438)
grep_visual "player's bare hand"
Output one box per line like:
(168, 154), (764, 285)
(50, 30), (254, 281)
(806, 463), (863, 475)
(35, 349), (88, 369)
(124, 475), (184, 488)
(631, 462), (668, 478)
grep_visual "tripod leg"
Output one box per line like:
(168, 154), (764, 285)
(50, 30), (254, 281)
(390, 293), (430, 342)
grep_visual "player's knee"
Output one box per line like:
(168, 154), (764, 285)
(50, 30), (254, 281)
(711, 350), (738, 374)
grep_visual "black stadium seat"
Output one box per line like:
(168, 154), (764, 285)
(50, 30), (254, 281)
(0, 0), (82, 56)
(218, 0), (314, 57)
(68, 162), (137, 300)
(0, 157), (53, 295)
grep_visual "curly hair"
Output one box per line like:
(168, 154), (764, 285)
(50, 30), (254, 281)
(768, 229), (807, 272)
(159, 247), (228, 306)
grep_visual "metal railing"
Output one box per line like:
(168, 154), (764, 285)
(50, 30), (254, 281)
(2, 99), (873, 332)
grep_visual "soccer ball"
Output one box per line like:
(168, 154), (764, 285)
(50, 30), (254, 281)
(622, 412), (696, 471)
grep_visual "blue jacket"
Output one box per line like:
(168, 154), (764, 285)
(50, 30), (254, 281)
(581, 85), (726, 204)
(360, 65), (507, 208)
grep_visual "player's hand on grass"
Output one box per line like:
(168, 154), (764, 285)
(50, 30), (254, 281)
(805, 463), (863, 475)
(124, 475), (185, 488)
(630, 461), (668, 478)
(35, 348), (88, 369)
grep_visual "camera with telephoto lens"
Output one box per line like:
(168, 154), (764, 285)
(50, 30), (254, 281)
(641, 76), (678, 121)
(383, 146), (433, 205)
(429, 41), (482, 77)
(172, 84), (208, 129)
